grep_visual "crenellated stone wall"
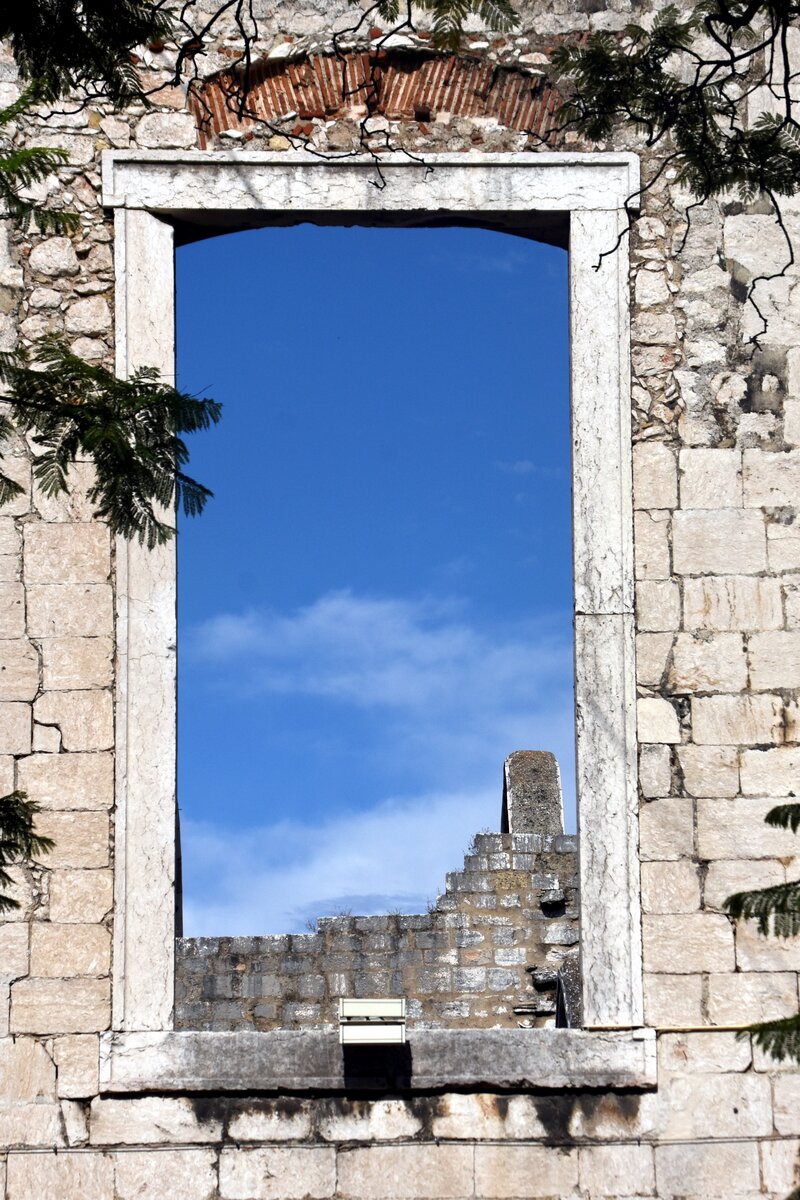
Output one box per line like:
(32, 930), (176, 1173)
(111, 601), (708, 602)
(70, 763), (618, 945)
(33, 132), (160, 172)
(175, 830), (580, 1032)
(1, 0), (800, 1195)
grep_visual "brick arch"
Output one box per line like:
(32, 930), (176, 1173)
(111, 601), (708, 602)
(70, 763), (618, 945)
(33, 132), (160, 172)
(191, 50), (560, 145)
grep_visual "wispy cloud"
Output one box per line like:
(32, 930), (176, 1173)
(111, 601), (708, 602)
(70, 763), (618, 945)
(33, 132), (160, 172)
(495, 459), (569, 481)
(188, 590), (567, 706)
(426, 242), (564, 278)
(182, 785), (496, 935)
(182, 589), (575, 933)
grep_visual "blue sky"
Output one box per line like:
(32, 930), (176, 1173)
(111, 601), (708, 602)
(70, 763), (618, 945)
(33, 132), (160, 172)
(176, 224), (572, 935)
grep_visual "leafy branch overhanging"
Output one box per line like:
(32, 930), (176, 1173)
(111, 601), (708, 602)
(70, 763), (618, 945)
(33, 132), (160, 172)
(0, 792), (53, 914)
(724, 802), (800, 1064)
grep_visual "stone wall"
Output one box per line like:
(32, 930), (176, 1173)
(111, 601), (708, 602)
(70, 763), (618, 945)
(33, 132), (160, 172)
(1, 0), (800, 1195)
(176, 829), (579, 1032)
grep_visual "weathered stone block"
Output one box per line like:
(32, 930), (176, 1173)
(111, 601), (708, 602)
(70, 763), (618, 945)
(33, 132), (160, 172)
(639, 799), (694, 860)
(632, 443), (678, 509)
(642, 913), (734, 973)
(692, 694), (783, 745)
(41, 636), (112, 690)
(678, 745), (738, 798)
(25, 523), (109, 584)
(636, 580), (681, 632)
(767, 521), (800, 570)
(49, 869), (113, 922)
(743, 448), (800, 506)
(639, 744), (671, 798)
(52, 1033), (100, 1098)
(761, 1137), (800, 1197)
(6, 1150), (113, 1200)
(655, 1141), (760, 1199)
(11, 976), (110, 1033)
(0, 640), (39, 701)
(641, 860), (700, 914)
(578, 1144), (655, 1197)
(228, 1102), (313, 1142)
(0, 701), (31, 754)
(0, 922), (29, 976)
(34, 461), (99, 523)
(0, 1103), (64, 1146)
(65, 296), (111, 335)
(317, 1098), (421, 1142)
(33, 810), (109, 867)
(735, 918), (800, 971)
(0, 1036), (56, 1101)
(683, 575), (782, 630)
(698, 797), (794, 857)
(636, 632), (673, 686)
(136, 112), (197, 148)
(90, 1096), (223, 1145)
(0, 583), (25, 638)
(30, 922), (110, 977)
(33, 690), (113, 751)
(748, 631), (800, 689)
(219, 1146), (336, 1200)
(635, 267), (669, 307)
(673, 510), (766, 575)
(635, 510), (670, 579)
(27, 583), (113, 637)
(501, 751), (563, 835)
(705, 859), (785, 911)
(669, 633), (747, 694)
(658, 1030), (751, 1074)
(774, 1075), (800, 1135)
(679, 448), (742, 508)
(740, 747), (800, 795)
(637, 697), (680, 743)
(32, 720), (60, 752)
(707, 971), (798, 1024)
(114, 1149), (218, 1200)
(428, 1094), (549, 1140)
(474, 1144), (579, 1198)
(17, 751), (113, 809)
(28, 237), (79, 278)
(656, 1070), (773, 1140)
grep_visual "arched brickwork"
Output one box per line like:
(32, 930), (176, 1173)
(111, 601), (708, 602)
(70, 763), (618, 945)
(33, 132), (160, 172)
(191, 50), (560, 145)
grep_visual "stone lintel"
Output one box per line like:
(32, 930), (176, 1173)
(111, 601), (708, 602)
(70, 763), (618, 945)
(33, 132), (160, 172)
(100, 1028), (656, 1094)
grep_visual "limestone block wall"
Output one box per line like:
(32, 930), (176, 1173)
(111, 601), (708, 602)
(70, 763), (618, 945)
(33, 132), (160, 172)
(0, 0), (799, 1195)
(176, 831), (579, 1032)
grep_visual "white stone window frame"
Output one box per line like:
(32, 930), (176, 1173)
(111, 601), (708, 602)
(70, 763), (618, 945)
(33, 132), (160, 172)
(101, 150), (653, 1092)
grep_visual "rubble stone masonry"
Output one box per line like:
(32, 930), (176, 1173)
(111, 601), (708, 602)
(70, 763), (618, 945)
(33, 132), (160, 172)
(0, 0), (800, 1194)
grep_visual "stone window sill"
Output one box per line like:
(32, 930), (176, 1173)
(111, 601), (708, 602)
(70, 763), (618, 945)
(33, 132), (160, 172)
(99, 1028), (656, 1094)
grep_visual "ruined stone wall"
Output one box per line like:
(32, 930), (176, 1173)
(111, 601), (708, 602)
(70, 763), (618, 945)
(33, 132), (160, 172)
(1, 0), (800, 1195)
(176, 831), (579, 1032)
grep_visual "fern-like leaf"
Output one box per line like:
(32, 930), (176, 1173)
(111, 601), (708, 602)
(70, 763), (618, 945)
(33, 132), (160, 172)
(0, 790), (53, 913)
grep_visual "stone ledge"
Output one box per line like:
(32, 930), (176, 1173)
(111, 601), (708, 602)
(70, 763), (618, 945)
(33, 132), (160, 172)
(99, 1029), (657, 1094)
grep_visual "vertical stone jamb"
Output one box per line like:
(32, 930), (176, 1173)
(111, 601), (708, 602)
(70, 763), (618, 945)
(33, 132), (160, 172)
(570, 207), (642, 1028)
(113, 208), (177, 1030)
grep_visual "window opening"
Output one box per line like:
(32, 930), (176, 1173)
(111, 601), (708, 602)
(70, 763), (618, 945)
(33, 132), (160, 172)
(174, 223), (576, 1030)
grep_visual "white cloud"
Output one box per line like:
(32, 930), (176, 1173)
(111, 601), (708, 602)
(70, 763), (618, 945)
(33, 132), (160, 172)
(181, 785), (497, 935)
(182, 589), (575, 933)
(188, 589), (570, 709)
(495, 459), (568, 480)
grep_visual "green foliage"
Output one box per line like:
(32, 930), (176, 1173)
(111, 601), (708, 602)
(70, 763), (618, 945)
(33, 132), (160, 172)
(366, 0), (518, 49)
(726, 881), (800, 937)
(0, 338), (222, 548)
(553, 2), (800, 206)
(0, 791), (53, 913)
(0, 84), (78, 234)
(0, 0), (172, 107)
(724, 801), (800, 1064)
